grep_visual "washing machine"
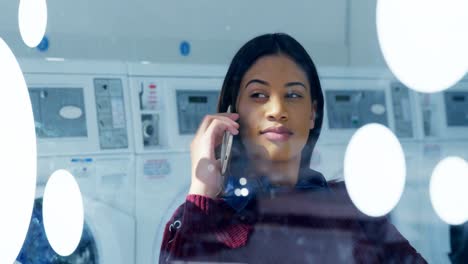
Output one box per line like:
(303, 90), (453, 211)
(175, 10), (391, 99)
(314, 68), (447, 261)
(313, 68), (421, 183)
(439, 81), (468, 163)
(403, 79), (468, 264)
(127, 62), (227, 263)
(17, 155), (135, 264)
(16, 59), (136, 264)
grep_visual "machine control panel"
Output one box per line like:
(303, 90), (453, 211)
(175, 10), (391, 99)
(94, 78), (129, 149)
(326, 90), (388, 129)
(444, 91), (468, 127)
(391, 82), (414, 138)
(29, 87), (88, 138)
(176, 90), (219, 134)
(421, 93), (441, 137)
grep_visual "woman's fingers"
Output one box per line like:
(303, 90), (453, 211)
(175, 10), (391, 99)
(204, 118), (239, 155)
(196, 113), (239, 135)
(189, 113), (240, 198)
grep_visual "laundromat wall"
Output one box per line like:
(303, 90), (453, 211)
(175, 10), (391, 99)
(2, 1), (383, 67)
(12, 58), (468, 264)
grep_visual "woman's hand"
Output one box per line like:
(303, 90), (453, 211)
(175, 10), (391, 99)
(188, 113), (239, 199)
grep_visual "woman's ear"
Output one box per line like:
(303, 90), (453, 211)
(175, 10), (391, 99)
(310, 100), (317, 130)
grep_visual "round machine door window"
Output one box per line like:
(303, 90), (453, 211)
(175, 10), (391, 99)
(16, 198), (99, 264)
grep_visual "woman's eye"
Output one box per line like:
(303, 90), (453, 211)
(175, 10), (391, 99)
(251, 93), (268, 98)
(286, 92), (303, 98)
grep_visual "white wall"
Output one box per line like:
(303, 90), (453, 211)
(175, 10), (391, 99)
(0, 0), (386, 68)
(349, 0), (387, 67)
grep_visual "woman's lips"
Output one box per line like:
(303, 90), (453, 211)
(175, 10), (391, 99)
(262, 132), (291, 142)
(260, 126), (293, 142)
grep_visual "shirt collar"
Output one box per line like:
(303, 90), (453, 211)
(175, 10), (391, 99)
(222, 168), (328, 212)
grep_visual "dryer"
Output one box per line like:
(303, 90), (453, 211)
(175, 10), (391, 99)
(314, 68), (445, 261)
(313, 68), (421, 183)
(17, 156), (135, 264)
(371, 76), (468, 264)
(404, 79), (468, 264)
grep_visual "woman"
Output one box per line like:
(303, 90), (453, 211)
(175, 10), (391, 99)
(159, 33), (426, 263)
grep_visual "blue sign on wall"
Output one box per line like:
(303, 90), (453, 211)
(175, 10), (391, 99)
(36, 36), (49, 52)
(179, 41), (191, 56)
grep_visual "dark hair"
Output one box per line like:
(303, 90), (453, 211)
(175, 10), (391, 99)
(217, 33), (324, 170)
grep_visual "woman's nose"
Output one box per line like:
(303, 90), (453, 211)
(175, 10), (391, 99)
(266, 96), (288, 122)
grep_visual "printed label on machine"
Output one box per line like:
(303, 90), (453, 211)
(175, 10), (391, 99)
(70, 158), (95, 178)
(69, 158), (97, 199)
(423, 144), (442, 159)
(143, 159), (171, 179)
(140, 82), (161, 110)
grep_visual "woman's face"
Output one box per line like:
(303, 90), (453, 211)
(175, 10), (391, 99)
(236, 54), (316, 163)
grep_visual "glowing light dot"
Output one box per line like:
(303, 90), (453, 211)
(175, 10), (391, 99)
(344, 123), (406, 217)
(239, 177), (247, 186)
(18, 0), (48, 48)
(376, 0), (468, 93)
(241, 188), (249, 197)
(234, 188), (242, 197)
(0, 38), (37, 264)
(430, 157), (468, 225)
(207, 164), (215, 172)
(43, 170), (84, 256)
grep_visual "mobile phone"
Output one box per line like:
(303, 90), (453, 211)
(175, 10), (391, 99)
(220, 105), (234, 190)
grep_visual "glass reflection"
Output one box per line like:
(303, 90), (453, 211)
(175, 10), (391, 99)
(0, 1), (465, 263)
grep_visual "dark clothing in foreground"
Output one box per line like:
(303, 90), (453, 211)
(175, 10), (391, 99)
(159, 169), (427, 263)
(450, 223), (468, 264)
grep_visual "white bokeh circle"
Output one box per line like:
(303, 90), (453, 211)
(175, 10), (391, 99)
(43, 169), (84, 256)
(0, 38), (37, 264)
(430, 156), (468, 225)
(344, 123), (406, 217)
(18, 0), (48, 48)
(376, 0), (468, 93)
